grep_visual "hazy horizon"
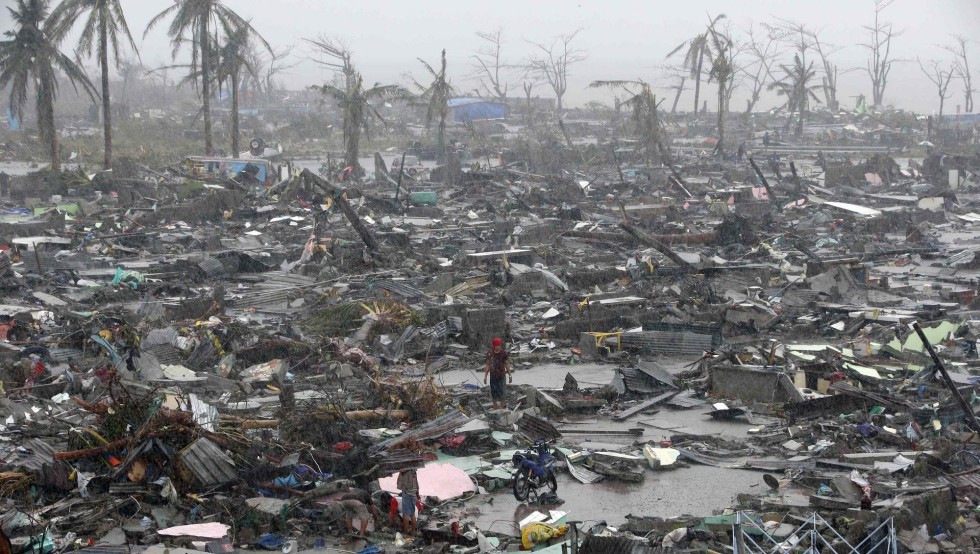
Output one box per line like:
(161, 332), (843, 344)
(8, 0), (980, 114)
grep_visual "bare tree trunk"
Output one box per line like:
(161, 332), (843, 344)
(346, 121), (360, 171)
(716, 85), (725, 156)
(200, 17), (213, 155)
(40, 86), (58, 170)
(671, 77), (685, 114)
(693, 52), (703, 114)
(231, 74), (240, 156)
(100, 20), (112, 170)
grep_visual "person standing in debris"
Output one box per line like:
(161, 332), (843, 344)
(483, 337), (511, 409)
(396, 467), (420, 536)
(763, 131), (770, 149)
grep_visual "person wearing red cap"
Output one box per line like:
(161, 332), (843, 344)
(483, 337), (511, 409)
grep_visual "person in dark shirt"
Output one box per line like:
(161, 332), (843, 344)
(483, 337), (511, 409)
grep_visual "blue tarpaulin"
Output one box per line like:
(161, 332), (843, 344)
(448, 98), (507, 122)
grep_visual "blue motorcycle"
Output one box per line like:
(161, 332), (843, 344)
(511, 439), (559, 501)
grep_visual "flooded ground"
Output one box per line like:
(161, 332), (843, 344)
(436, 356), (760, 534)
(467, 464), (763, 537)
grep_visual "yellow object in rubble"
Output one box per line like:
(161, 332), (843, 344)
(521, 523), (569, 550)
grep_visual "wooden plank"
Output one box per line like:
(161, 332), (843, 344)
(612, 390), (678, 421)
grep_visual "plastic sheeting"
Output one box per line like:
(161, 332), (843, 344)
(378, 463), (476, 501)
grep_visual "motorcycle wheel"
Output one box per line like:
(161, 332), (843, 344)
(513, 471), (531, 501)
(546, 471), (558, 493)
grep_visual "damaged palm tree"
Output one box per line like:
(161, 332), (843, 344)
(353, 301), (414, 343)
(666, 14), (726, 114)
(0, 0), (98, 170)
(413, 49), (453, 167)
(589, 80), (671, 166)
(768, 53), (822, 137)
(307, 36), (409, 175)
(706, 25), (733, 156)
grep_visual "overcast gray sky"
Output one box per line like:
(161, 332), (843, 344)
(10, 0), (980, 113)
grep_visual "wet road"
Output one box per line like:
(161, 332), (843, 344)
(465, 464), (764, 537)
(436, 356), (761, 533)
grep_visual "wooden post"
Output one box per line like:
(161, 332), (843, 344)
(911, 321), (980, 434)
(748, 157), (777, 206)
(394, 152), (407, 205)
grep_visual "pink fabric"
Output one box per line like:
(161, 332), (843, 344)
(158, 522), (230, 538)
(379, 463), (476, 501)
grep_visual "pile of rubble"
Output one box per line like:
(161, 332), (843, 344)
(1, 134), (980, 554)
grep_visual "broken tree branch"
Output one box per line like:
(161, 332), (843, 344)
(301, 169), (379, 251)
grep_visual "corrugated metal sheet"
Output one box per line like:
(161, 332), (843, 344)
(226, 271), (317, 311)
(178, 437), (238, 486)
(515, 413), (561, 442)
(78, 546), (146, 554)
(665, 390), (707, 409)
(640, 322), (723, 346)
(944, 468), (980, 495)
(47, 346), (85, 363)
(370, 409), (471, 454)
(567, 461), (604, 484)
(619, 367), (659, 394)
(198, 257), (228, 278)
(373, 280), (428, 300)
(580, 533), (674, 554)
(377, 449), (426, 476)
(142, 343), (183, 365)
(634, 361), (677, 388)
(620, 331), (715, 355)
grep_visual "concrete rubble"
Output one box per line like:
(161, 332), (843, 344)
(2, 112), (980, 554)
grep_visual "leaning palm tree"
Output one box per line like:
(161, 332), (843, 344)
(413, 49), (453, 164)
(0, 0), (97, 170)
(590, 80), (671, 166)
(665, 13), (726, 115)
(768, 54), (823, 137)
(48, 0), (138, 170)
(145, 0), (268, 155)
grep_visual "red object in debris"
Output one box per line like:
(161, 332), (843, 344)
(659, 440), (673, 448)
(451, 521), (460, 534)
(333, 441), (353, 452)
(439, 434), (465, 447)
(828, 371), (847, 384)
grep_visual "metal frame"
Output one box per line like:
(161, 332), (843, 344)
(732, 511), (897, 554)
